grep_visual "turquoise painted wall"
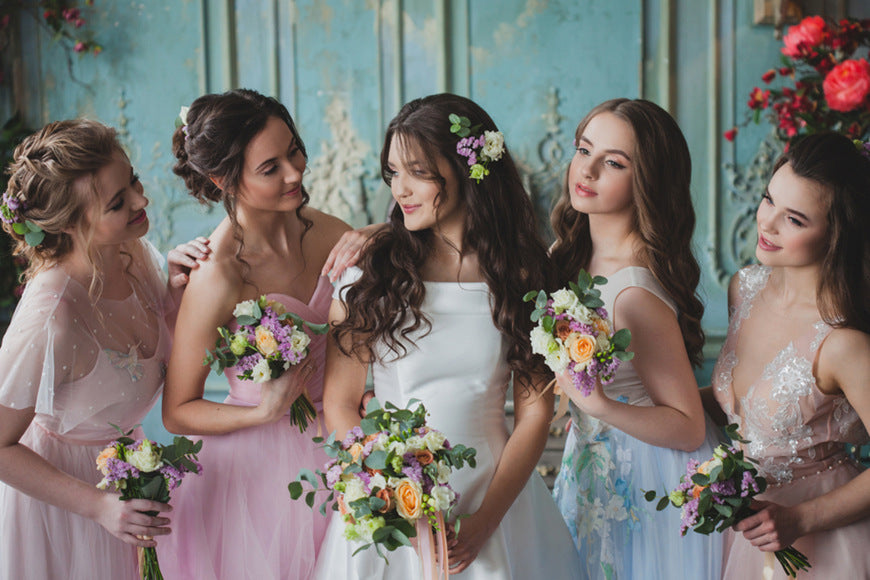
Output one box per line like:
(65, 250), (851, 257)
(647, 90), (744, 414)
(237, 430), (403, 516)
(4, 0), (869, 441)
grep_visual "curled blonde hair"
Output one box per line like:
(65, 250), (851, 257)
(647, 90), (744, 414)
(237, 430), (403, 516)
(3, 119), (126, 296)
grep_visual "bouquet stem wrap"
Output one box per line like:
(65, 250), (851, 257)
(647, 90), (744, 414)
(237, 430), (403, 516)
(415, 511), (450, 579)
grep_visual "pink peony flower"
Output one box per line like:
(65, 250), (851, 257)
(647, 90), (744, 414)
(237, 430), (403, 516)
(73, 41), (86, 53)
(823, 59), (870, 112)
(782, 16), (827, 58)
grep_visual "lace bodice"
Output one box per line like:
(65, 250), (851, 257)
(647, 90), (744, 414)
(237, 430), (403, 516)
(711, 265), (867, 485)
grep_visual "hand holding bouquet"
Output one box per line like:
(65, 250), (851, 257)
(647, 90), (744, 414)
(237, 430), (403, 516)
(289, 398), (476, 573)
(203, 295), (328, 431)
(643, 424), (811, 577)
(95, 427), (203, 580)
(524, 269), (633, 397)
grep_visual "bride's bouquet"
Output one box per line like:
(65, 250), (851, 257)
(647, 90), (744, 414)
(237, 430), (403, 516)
(524, 270), (633, 396)
(95, 426), (203, 580)
(203, 295), (328, 431)
(290, 398), (476, 572)
(643, 424), (811, 577)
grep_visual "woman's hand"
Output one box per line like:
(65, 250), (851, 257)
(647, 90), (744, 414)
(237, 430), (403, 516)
(93, 492), (172, 548)
(554, 371), (610, 418)
(167, 237), (211, 289)
(734, 500), (804, 552)
(321, 224), (382, 282)
(256, 356), (315, 424)
(446, 513), (497, 573)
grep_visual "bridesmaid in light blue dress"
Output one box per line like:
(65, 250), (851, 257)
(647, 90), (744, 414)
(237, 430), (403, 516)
(317, 93), (581, 579)
(549, 99), (723, 579)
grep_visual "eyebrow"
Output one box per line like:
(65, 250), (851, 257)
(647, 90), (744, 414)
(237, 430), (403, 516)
(254, 139), (297, 172)
(765, 188), (812, 222)
(579, 135), (632, 161)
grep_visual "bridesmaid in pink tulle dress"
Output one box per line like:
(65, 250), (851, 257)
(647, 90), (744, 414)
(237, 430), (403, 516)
(705, 133), (870, 579)
(159, 89), (370, 579)
(0, 120), (210, 580)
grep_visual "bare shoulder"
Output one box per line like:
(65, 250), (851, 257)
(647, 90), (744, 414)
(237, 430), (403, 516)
(615, 285), (677, 328)
(818, 327), (870, 395)
(182, 248), (243, 314)
(302, 206), (352, 245)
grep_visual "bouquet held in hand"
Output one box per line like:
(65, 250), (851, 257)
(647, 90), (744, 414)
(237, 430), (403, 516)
(643, 424), (811, 577)
(289, 398), (476, 575)
(525, 269), (633, 396)
(95, 427), (203, 580)
(203, 295), (328, 431)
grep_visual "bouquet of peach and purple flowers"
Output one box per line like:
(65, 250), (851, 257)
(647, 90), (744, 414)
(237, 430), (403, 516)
(290, 398), (476, 571)
(203, 295), (328, 431)
(524, 270), (633, 396)
(95, 426), (203, 580)
(644, 424), (811, 577)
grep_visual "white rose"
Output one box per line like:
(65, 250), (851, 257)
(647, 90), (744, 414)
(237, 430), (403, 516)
(551, 289), (578, 313)
(387, 440), (407, 456)
(481, 130), (505, 162)
(387, 475), (404, 489)
(595, 333), (610, 352)
(435, 461), (451, 484)
(530, 325), (558, 356)
(369, 473), (387, 491)
(178, 106), (190, 126)
(567, 303), (593, 324)
(289, 327), (310, 353)
(233, 299), (258, 319)
(404, 435), (423, 453)
(343, 477), (367, 504)
(126, 440), (163, 473)
(545, 349), (570, 374)
(422, 430), (446, 452)
(251, 358), (271, 383)
(430, 485), (456, 511)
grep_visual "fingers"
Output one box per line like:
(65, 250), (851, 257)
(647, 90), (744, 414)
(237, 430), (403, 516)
(125, 498), (173, 514)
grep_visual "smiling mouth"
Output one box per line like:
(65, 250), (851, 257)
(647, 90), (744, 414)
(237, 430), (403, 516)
(401, 204), (421, 213)
(128, 210), (147, 225)
(284, 185), (302, 196)
(757, 233), (780, 251)
(574, 183), (596, 197)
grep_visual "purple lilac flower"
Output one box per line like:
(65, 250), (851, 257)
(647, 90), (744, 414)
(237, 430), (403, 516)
(326, 464), (343, 488)
(710, 479), (737, 503)
(401, 453), (423, 482)
(161, 464), (185, 491)
(357, 470), (372, 492)
(740, 471), (760, 497)
(680, 497), (700, 535)
(342, 426), (364, 448)
(236, 353), (260, 373)
(104, 457), (140, 484)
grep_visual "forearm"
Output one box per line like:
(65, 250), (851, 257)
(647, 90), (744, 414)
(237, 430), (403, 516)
(793, 469), (870, 537)
(323, 401), (364, 441)
(0, 442), (108, 522)
(589, 396), (706, 452)
(163, 396), (269, 436)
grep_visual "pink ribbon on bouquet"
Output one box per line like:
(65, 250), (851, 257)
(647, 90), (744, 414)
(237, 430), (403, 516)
(415, 512), (450, 579)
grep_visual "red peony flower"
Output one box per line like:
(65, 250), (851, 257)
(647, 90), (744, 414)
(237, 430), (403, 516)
(761, 69), (777, 84)
(823, 59), (870, 112)
(747, 87), (770, 110)
(782, 16), (828, 58)
(724, 128), (738, 142)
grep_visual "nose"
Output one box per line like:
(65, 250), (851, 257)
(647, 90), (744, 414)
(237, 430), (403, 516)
(578, 155), (597, 180)
(132, 184), (149, 210)
(391, 172), (410, 199)
(756, 202), (776, 233)
(283, 157), (305, 184)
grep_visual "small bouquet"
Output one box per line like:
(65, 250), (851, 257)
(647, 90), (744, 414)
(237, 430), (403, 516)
(203, 295), (328, 431)
(643, 424), (811, 577)
(289, 398), (476, 573)
(95, 426), (203, 580)
(524, 269), (633, 397)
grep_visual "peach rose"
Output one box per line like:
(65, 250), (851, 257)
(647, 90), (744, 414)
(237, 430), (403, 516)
(375, 487), (394, 513)
(265, 299), (286, 316)
(255, 326), (279, 356)
(338, 495), (355, 523)
(394, 479), (423, 521)
(565, 333), (596, 366)
(593, 317), (611, 337)
(415, 450), (434, 466)
(692, 484), (706, 500)
(95, 446), (117, 474)
(554, 320), (572, 341)
(781, 15), (827, 58)
(823, 59), (870, 112)
(347, 442), (364, 463)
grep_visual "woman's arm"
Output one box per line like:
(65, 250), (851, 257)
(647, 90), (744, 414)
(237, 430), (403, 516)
(701, 272), (740, 426)
(321, 299), (370, 439)
(559, 287), (706, 451)
(166, 236), (211, 306)
(447, 372), (553, 573)
(162, 258), (306, 435)
(320, 223), (386, 282)
(0, 405), (171, 548)
(735, 328), (870, 549)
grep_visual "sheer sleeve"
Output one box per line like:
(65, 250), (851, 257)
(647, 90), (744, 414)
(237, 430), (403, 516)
(127, 238), (175, 320)
(0, 271), (96, 415)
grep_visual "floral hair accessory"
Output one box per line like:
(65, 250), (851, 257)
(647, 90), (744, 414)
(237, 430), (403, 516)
(176, 105), (190, 139)
(853, 139), (870, 161)
(1, 191), (44, 247)
(449, 113), (505, 183)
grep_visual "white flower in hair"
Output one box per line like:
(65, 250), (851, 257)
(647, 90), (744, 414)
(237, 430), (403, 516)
(179, 106), (190, 127)
(481, 130), (505, 162)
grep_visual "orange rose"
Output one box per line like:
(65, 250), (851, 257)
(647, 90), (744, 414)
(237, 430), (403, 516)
(415, 450), (434, 466)
(338, 495), (355, 523)
(692, 484), (706, 499)
(255, 326), (279, 356)
(565, 333), (596, 366)
(554, 320), (572, 341)
(394, 479), (423, 521)
(823, 59), (870, 112)
(593, 317), (611, 337)
(363, 433), (380, 445)
(375, 487), (394, 513)
(95, 446), (117, 474)
(347, 442), (364, 463)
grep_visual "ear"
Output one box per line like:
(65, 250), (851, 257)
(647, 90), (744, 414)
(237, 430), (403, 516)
(209, 176), (224, 190)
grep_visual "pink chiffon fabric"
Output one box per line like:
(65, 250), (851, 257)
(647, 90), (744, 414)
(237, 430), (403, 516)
(712, 265), (870, 579)
(0, 239), (172, 580)
(159, 276), (333, 580)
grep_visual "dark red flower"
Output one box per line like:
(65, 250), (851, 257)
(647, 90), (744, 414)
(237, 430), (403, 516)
(747, 87), (770, 110)
(761, 69), (777, 84)
(724, 128), (738, 142)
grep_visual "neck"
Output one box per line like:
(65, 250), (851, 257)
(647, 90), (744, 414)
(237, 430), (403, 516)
(766, 263), (821, 309)
(62, 241), (128, 295)
(586, 212), (640, 274)
(235, 206), (303, 255)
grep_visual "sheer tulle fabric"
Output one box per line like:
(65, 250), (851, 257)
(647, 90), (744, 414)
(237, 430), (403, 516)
(712, 265), (870, 579)
(315, 268), (582, 579)
(0, 238), (172, 580)
(552, 267), (724, 580)
(159, 278), (333, 580)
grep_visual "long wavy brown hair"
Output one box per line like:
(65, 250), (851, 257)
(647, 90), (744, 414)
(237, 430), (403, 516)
(171, 89), (312, 286)
(333, 93), (552, 387)
(773, 132), (870, 333)
(550, 98), (705, 367)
